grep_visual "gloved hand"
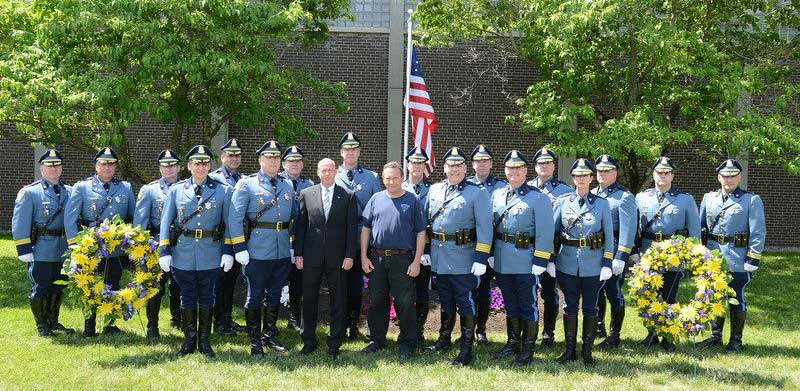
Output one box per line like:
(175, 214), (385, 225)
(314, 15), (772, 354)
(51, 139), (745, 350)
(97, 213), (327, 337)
(532, 264), (546, 276)
(234, 250), (250, 266)
(420, 254), (431, 266)
(744, 263), (759, 272)
(630, 253), (641, 264)
(18, 253), (34, 263)
(158, 255), (171, 272)
(612, 259), (625, 275)
(487, 256), (495, 269)
(599, 266), (612, 281)
(471, 262), (487, 277)
(290, 249), (296, 264)
(220, 254), (234, 272)
(546, 262), (556, 278)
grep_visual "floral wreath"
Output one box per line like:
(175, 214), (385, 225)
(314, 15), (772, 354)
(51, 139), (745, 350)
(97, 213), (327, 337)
(64, 216), (162, 324)
(629, 236), (736, 342)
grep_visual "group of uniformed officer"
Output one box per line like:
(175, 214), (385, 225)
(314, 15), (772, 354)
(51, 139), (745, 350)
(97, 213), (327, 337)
(13, 135), (765, 362)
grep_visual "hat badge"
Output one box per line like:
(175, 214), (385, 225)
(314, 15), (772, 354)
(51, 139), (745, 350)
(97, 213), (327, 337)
(511, 150), (518, 158)
(541, 147), (549, 154)
(602, 155), (609, 163)
(478, 145), (486, 153)
(198, 146), (205, 154)
(291, 146), (298, 153)
(49, 150), (57, 157)
(270, 140), (276, 149)
(164, 150), (171, 158)
(347, 133), (354, 140)
(104, 147), (111, 155)
(451, 147), (458, 155)
(661, 157), (668, 164)
(726, 160), (734, 168)
(231, 139), (237, 147)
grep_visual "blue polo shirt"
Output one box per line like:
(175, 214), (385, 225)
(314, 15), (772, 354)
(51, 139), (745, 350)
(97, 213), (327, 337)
(362, 190), (426, 250)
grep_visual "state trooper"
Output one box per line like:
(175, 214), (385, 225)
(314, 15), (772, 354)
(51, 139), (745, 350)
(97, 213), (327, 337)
(229, 140), (297, 356)
(209, 138), (245, 336)
(133, 149), (183, 338)
(279, 145), (314, 334)
(402, 146), (433, 343)
(490, 150), (554, 366)
(158, 145), (234, 357)
(468, 144), (507, 345)
(635, 156), (701, 352)
(526, 147), (572, 348)
(697, 159), (765, 353)
(591, 154), (638, 349)
(552, 158), (614, 367)
(335, 132), (381, 339)
(12, 149), (73, 337)
(423, 147), (492, 366)
(65, 146), (136, 337)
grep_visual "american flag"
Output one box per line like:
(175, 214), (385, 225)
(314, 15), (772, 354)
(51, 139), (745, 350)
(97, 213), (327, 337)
(406, 46), (437, 177)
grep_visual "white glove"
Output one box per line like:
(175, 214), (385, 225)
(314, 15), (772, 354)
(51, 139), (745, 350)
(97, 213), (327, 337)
(471, 262), (487, 277)
(612, 259), (625, 275)
(630, 253), (641, 264)
(546, 262), (556, 278)
(18, 253), (34, 263)
(420, 254), (431, 266)
(234, 250), (250, 266)
(158, 255), (171, 272)
(532, 264), (546, 276)
(743, 263), (759, 272)
(487, 256), (495, 269)
(290, 249), (296, 264)
(221, 254), (234, 272)
(599, 266), (612, 281)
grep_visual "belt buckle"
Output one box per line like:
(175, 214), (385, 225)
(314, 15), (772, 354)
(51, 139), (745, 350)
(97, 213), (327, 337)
(383, 249), (392, 256)
(195, 229), (203, 239)
(276, 221), (283, 232)
(717, 235), (727, 245)
(654, 232), (663, 241)
(436, 232), (447, 242)
(579, 237), (588, 247)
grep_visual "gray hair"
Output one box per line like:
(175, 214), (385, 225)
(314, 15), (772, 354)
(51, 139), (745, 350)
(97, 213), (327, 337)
(318, 158), (336, 170)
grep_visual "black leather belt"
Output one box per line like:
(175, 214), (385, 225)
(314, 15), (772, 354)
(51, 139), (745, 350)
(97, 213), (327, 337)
(38, 229), (65, 237)
(371, 248), (411, 256)
(642, 229), (688, 241)
(495, 232), (532, 248)
(252, 221), (291, 231)
(561, 232), (605, 249)
(430, 229), (476, 245)
(181, 229), (221, 240)
(709, 233), (749, 247)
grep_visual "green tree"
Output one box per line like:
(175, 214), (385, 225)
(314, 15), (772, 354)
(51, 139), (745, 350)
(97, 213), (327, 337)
(414, 0), (799, 191)
(0, 0), (351, 184)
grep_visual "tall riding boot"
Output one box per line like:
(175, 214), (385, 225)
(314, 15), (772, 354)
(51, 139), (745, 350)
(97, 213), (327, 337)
(146, 296), (161, 339)
(556, 314), (578, 364)
(262, 305), (287, 352)
(30, 296), (54, 337)
(47, 291), (75, 334)
(169, 294), (182, 329)
(540, 307), (558, 348)
(416, 302), (429, 344)
(424, 311), (455, 352)
(582, 315), (598, 367)
(287, 296), (303, 333)
(639, 329), (659, 349)
(598, 305), (625, 349)
(596, 299), (607, 339)
(197, 307), (215, 357)
(492, 317), (520, 359)
(512, 320), (538, 366)
(214, 304), (234, 336)
(724, 311), (746, 354)
(697, 316), (724, 347)
(452, 315), (475, 366)
(83, 312), (97, 338)
(178, 308), (197, 356)
(245, 308), (264, 357)
(475, 299), (489, 346)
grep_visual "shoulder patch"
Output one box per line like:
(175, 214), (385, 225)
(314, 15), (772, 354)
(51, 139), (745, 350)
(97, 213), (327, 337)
(16, 188), (27, 203)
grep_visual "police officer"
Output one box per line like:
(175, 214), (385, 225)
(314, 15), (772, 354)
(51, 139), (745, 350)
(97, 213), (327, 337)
(490, 150), (554, 366)
(279, 145), (314, 334)
(158, 145), (234, 357)
(335, 132), (381, 339)
(402, 147), (432, 343)
(423, 147), (492, 366)
(526, 147), (572, 348)
(65, 146), (136, 337)
(697, 159), (765, 353)
(553, 158), (614, 367)
(13, 149), (73, 337)
(635, 156), (701, 352)
(468, 144), (507, 345)
(209, 138), (245, 336)
(229, 140), (297, 356)
(134, 149), (182, 338)
(591, 154), (638, 349)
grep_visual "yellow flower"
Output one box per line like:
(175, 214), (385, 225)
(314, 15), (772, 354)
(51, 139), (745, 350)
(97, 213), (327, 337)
(713, 278), (728, 291)
(638, 298), (650, 308)
(668, 255), (680, 267)
(129, 245), (147, 260)
(649, 274), (664, 290)
(132, 299), (146, 310)
(92, 282), (105, 295)
(80, 235), (95, 247)
(98, 302), (114, 316)
(73, 253), (89, 267)
(711, 302), (725, 317)
(649, 301), (665, 314)
(135, 233), (147, 243)
(119, 288), (136, 303)
(134, 272), (152, 285)
(679, 305), (697, 322)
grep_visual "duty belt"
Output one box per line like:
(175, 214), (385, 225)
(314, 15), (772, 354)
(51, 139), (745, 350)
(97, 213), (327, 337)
(495, 232), (532, 249)
(252, 221), (290, 231)
(708, 232), (749, 247)
(371, 248), (411, 256)
(181, 229), (222, 241)
(561, 232), (605, 249)
(430, 229), (476, 245)
(642, 229), (688, 241)
(36, 228), (65, 237)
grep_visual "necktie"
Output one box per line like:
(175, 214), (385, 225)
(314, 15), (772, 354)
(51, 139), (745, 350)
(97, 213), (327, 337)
(657, 192), (665, 204)
(722, 193), (729, 203)
(270, 177), (277, 191)
(195, 185), (203, 200)
(445, 185), (455, 199)
(292, 179), (298, 191)
(579, 197), (585, 208)
(537, 179), (545, 190)
(53, 185), (61, 200)
(414, 184), (420, 195)
(103, 182), (110, 193)
(506, 188), (513, 204)
(232, 172), (241, 183)
(347, 170), (354, 182)
(323, 187), (332, 220)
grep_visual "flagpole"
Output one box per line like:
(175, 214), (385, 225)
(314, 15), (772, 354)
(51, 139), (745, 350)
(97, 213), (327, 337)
(403, 9), (413, 179)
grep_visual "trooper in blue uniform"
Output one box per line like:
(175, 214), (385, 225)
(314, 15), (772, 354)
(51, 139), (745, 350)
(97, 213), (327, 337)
(229, 140), (297, 356)
(159, 145), (234, 357)
(697, 159), (765, 353)
(209, 138), (245, 336)
(279, 145), (314, 334)
(402, 147), (433, 343)
(468, 144), (507, 346)
(13, 149), (74, 337)
(335, 132), (382, 339)
(423, 147), (492, 366)
(591, 154), (638, 349)
(134, 149), (182, 338)
(635, 156), (701, 351)
(65, 146), (136, 337)
(490, 150), (554, 366)
(553, 158), (614, 367)
(526, 147), (572, 348)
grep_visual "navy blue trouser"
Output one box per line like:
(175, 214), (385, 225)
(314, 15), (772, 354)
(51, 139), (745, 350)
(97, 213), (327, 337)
(496, 273), (540, 321)
(540, 271), (559, 316)
(415, 264), (432, 302)
(557, 272), (605, 316)
(173, 267), (222, 309)
(661, 270), (685, 304)
(27, 261), (66, 298)
(600, 272), (626, 307)
(437, 274), (480, 317)
(729, 271), (752, 312)
(242, 258), (292, 309)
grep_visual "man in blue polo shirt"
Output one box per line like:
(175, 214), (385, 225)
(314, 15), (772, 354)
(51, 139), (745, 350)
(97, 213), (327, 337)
(360, 161), (426, 360)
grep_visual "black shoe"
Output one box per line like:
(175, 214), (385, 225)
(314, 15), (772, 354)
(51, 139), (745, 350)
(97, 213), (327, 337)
(424, 312), (455, 353)
(556, 315), (578, 365)
(169, 294), (182, 329)
(595, 320), (607, 340)
(416, 302), (429, 345)
(229, 318), (246, 334)
(30, 296), (54, 338)
(475, 332), (489, 346)
(213, 306), (236, 336)
(540, 308), (557, 349)
(103, 325), (123, 335)
(582, 315), (598, 367)
(697, 317), (724, 347)
(724, 310), (746, 354)
(598, 305), (624, 349)
(146, 295), (161, 339)
(262, 305), (287, 353)
(245, 308), (265, 357)
(300, 343), (318, 355)
(178, 308), (197, 356)
(399, 347), (415, 361)
(327, 346), (340, 358)
(512, 320), (537, 366)
(197, 307), (215, 357)
(47, 292), (74, 334)
(639, 330), (659, 349)
(347, 308), (361, 340)
(492, 318), (520, 360)
(361, 341), (385, 354)
(452, 315), (475, 366)
(83, 314), (97, 338)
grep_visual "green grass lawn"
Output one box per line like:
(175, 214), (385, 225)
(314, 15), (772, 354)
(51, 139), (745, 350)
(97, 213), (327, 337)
(0, 233), (798, 390)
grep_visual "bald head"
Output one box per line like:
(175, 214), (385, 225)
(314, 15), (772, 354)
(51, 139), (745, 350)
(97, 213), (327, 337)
(317, 158), (337, 187)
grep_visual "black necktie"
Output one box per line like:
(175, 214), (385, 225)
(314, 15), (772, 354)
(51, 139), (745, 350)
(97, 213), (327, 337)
(347, 170), (354, 182)
(195, 185), (203, 200)
(414, 184), (420, 195)
(506, 190), (513, 204)
(53, 185), (61, 197)
(445, 185), (455, 198)
(657, 192), (665, 204)
(292, 179), (298, 191)
(103, 182), (110, 193)
(579, 197), (585, 208)
(270, 177), (277, 191)
(722, 193), (729, 203)
(232, 173), (241, 183)
(537, 180), (545, 190)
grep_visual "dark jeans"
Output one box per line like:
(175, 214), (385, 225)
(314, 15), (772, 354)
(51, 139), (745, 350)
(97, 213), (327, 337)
(366, 251), (417, 350)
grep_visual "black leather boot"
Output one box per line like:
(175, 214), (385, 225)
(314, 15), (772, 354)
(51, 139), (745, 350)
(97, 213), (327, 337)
(30, 296), (54, 337)
(178, 308), (197, 356)
(287, 296), (303, 333)
(475, 299), (489, 346)
(492, 317), (520, 360)
(145, 296), (161, 339)
(598, 305), (624, 349)
(582, 315), (598, 366)
(556, 314), (578, 364)
(47, 291), (74, 334)
(425, 311), (455, 353)
(83, 312), (97, 338)
(347, 305), (362, 340)
(639, 329), (659, 349)
(197, 307), (215, 357)
(245, 308), (264, 357)
(452, 315), (475, 366)
(596, 299), (607, 339)
(261, 305), (287, 353)
(416, 302), (429, 344)
(169, 294), (182, 329)
(213, 304), (236, 336)
(697, 316), (724, 347)
(540, 307), (557, 348)
(724, 310), (746, 354)
(512, 320), (537, 366)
